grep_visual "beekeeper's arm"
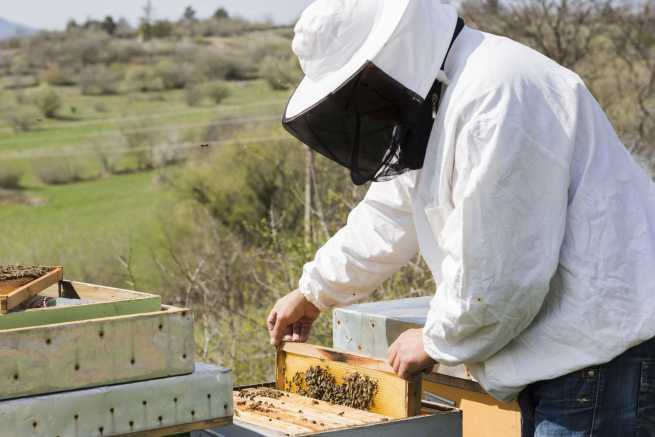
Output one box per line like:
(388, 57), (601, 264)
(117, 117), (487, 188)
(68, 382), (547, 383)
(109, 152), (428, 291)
(268, 173), (419, 344)
(301, 172), (419, 308)
(423, 104), (570, 365)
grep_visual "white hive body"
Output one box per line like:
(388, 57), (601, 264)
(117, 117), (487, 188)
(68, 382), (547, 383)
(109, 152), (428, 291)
(0, 363), (233, 437)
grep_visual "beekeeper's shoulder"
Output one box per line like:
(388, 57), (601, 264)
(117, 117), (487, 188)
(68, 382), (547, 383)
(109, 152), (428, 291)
(451, 30), (583, 122)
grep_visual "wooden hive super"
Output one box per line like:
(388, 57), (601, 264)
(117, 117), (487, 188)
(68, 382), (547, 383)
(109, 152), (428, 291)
(224, 343), (462, 436)
(0, 280), (194, 401)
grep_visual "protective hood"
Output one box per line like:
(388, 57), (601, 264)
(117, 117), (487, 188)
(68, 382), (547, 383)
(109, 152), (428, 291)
(285, 0), (459, 119)
(284, 1), (460, 184)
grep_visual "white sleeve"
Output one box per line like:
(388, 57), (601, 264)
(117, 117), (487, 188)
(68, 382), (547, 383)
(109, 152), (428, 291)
(299, 173), (419, 310)
(423, 113), (570, 365)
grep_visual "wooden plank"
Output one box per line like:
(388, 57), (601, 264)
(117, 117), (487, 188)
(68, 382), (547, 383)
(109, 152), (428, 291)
(276, 392), (390, 422)
(234, 388), (391, 436)
(0, 266), (63, 313)
(121, 417), (232, 437)
(276, 343), (421, 419)
(423, 378), (520, 437)
(68, 281), (164, 302)
(0, 304), (194, 400)
(0, 280), (162, 331)
(235, 409), (315, 435)
(235, 390), (387, 428)
(281, 343), (396, 373)
(0, 278), (31, 295)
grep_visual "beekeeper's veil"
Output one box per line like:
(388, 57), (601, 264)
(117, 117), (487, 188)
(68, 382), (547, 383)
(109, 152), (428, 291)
(283, 0), (462, 185)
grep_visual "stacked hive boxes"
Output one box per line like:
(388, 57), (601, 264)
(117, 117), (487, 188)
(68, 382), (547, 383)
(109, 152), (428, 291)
(0, 277), (233, 436)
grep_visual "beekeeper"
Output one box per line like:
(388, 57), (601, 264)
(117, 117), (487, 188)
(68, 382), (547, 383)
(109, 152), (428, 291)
(267, 0), (655, 434)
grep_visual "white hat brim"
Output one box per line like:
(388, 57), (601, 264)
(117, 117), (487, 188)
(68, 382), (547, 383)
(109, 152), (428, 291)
(284, 0), (411, 120)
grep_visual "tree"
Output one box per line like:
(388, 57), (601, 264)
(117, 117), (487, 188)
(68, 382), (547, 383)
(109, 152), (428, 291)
(66, 19), (78, 31)
(183, 6), (197, 21)
(102, 16), (117, 35)
(151, 20), (174, 39)
(461, 0), (613, 70)
(114, 17), (135, 38)
(214, 7), (229, 19)
(140, 0), (155, 41)
(611, 2), (655, 166)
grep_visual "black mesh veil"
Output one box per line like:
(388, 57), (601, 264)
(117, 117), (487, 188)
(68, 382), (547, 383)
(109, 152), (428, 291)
(283, 18), (465, 185)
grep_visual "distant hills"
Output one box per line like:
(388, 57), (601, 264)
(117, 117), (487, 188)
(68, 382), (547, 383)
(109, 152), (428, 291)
(0, 17), (37, 40)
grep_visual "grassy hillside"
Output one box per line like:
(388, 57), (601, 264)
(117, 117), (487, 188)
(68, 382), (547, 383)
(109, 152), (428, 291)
(0, 171), (163, 285)
(0, 23), (296, 293)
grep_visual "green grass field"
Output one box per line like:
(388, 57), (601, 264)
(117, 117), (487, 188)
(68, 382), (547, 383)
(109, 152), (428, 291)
(0, 79), (288, 292)
(0, 80), (288, 154)
(0, 171), (166, 286)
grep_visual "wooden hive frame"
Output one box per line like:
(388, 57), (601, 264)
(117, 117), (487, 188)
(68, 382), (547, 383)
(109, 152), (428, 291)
(0, 280), (162, 331)
(234, 385), (391, 436)
(0, 266), (63, 314)
(275, 342), (422, 419)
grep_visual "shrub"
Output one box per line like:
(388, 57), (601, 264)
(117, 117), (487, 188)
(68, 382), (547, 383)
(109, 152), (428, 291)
(80, 65), (124, 95)
(4, 75), (39, 90)
(0, 164), (24, 189)
(125, 67), (164, 93)
(259, 56), (302, 91)
(4, 106), (40, 132)
(31, 86), (62, 118)
(9, 54), (31, 75)
(154, 60), (193, 90)
(105, 40), (145, 64)
(93, 102), (108, 113)
(184, 81), (231, 107)
(119, 118), (161, 170)
(191, 17), (254, 37)
(33, 159), (96, 185)
(41, 64), (77, 86)
(94, 140), (126, 175)
(205, 81), (231, 104)
(193, 50), (258, 81)
(185, 85), (204, 107)
(72, 32), (112, 65)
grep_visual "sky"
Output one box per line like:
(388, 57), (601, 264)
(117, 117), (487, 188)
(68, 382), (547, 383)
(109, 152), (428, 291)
(2, 0), (316, 30)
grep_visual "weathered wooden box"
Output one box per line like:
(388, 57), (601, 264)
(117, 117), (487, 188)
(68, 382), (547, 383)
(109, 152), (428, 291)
(205, 383), (461, 437)
(0, 363), (233, 437)
(332, 298), (521, 437)
(0, 281), (194, 401)
(0, 280), (162, 331)
(218, 407), (462, 436)
(211, 343), (462, 436)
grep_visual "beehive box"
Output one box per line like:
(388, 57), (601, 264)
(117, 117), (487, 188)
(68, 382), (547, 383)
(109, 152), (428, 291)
(333, 298), (520, 437)
(0, 280), (162, 330)
(0, 363), (233, 436)
(214, 343), (462, 436)
(0, 281), (194, 401)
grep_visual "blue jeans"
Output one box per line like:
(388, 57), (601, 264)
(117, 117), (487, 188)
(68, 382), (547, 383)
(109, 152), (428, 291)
(519, 336), (655, 437)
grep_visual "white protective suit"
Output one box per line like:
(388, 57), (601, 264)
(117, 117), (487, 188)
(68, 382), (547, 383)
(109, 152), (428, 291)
(298, 2), (655, 401)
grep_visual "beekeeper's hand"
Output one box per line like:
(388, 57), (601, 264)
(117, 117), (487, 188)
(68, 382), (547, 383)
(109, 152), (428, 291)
(268, 289), (320, 346)
(388, 328), (437, 379)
